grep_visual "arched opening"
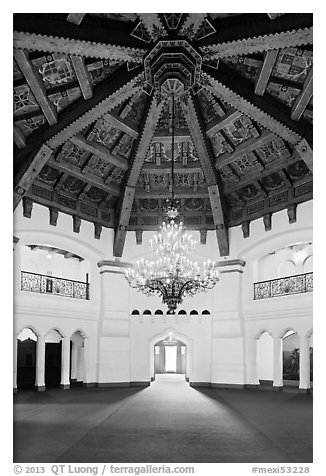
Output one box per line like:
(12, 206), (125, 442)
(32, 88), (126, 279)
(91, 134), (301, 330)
(154, 334), (187, 378)
(45, 329), (63, 388)
(256, 331), (273, 385)
(17, 328), (37, 390)
(70, 331), (86, 387)
(143, 309), (151, 315)
(202, 310), (210, 315)
(190, 310), (198, 315)
(178, 310), (187, 315)
(155, 309), (163, 315)
(282, 329), (300, 386)
(131, 309), (140, 315)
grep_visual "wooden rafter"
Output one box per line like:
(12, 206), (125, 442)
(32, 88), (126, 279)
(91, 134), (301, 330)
(202, 64), (312, 146)
(135, 188), (209, 199)
(69, 55), (93, 100)
(14, 49), (57, 126)
(14, 13), (147, 49)
(67, 14), (86, 25)
(206, 110), (242, 138)
(103, 113), (139, 139)
(138, 14), (167, 40)
(113, 95), (165, 257)
(142, 163), (202, 174)
(14, 126), (26, 149)
(199, 13), (312, 48)
(254, 50), (279, 96)
(13, 31), (146, 63)
(47, 158), (120, 196)
(201, 27), (312, 59)
(14, 145), (53, 209)
(291, 68), (313, 121)
(70, 134), (129, 171)
(179, 94), (229, 256)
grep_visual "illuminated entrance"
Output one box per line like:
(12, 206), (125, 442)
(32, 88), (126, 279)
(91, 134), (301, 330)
(154, 335), (186, 375)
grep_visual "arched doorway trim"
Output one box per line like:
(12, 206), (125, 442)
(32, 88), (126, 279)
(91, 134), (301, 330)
(149, 328), (193, 382)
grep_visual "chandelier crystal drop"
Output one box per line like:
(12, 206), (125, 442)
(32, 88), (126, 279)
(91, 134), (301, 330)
(125, 92), (219, 314)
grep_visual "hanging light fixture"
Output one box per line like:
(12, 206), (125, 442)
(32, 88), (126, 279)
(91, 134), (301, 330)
(125, 93), (219, 314)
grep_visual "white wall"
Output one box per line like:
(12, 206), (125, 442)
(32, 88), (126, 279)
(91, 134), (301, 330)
(13, 199), (313, 387)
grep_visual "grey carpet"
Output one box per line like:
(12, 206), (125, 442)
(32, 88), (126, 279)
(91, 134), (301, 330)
(13, 375), (312, 463)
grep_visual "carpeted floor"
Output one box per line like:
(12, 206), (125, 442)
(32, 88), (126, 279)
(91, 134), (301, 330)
(13, 374), (312, 463)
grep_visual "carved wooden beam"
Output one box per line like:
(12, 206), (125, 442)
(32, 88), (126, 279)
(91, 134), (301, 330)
(14, 49), (57, 126)
(180, 13), (207, 38)
(103, 112), (139, 139)
(67, 14), (86, 25)
(113, 95), (165, 257)
(202, 65), (312, 146)
(13, 31), (146, 63)
(69, 55), (93, 100)
(135, 188), (209, 199)
(47, 157), (120, 197)
(291, 67), (313, 121)
(206, 110), (242, 138)
(14, 145), (53, 209)
(138, 14), (167, 40)
(14, 126), (26, 149)
(70, 134), (129, 171)
(293, 139), (313, 172)
(142, 163), (202, 175)
(255, 50), (279, 96)
(179, 93), (229, 256)
(215, 130), (275, 169)
(200, 25), (312, 58)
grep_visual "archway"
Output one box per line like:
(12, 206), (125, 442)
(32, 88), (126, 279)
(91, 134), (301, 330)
(45, 329), (63, 388)
(282, 329), (300, 386)
(149, 330), (192, 382)
(256, 331), (273, 384)
(70, 330), (86, 386)
(154, 334), (187, 376)
(17, 328), (37, 390)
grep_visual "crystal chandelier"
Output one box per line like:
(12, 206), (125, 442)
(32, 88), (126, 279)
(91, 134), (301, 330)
(125, 93), (219, 314)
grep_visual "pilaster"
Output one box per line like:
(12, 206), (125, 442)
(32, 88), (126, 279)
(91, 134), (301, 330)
(273, 337), (283, 389)
(211, 259), (247, 385)
(60, 336), (70, 389)
(299, 334), (311, 392)
(35, 334), (45, 391)
(97, 259), (131, 384)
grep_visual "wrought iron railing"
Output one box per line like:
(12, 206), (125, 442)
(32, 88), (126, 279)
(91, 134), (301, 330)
(21, 271), (90, 300)
(254, 272), (313, 300)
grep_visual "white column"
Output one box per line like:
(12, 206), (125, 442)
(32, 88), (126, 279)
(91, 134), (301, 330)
(60, 337), (70, 389)
(299, 335), (310, 390)
(246, 337), (259, 386)
(77, 347), (83, 382)
(273, 337), (283, 388)
(70, 343), (78, 381)
(83, 338), (90, 385)
(13, 338), (18, 392)
(35, 335), (45, 391)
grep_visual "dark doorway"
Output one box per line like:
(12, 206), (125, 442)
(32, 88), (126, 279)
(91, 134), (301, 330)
(45, 342), (62, 388)
(17, 338), (36, 390)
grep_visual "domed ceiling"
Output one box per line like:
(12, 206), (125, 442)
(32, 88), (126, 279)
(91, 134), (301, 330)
(13, 13), (313, 257)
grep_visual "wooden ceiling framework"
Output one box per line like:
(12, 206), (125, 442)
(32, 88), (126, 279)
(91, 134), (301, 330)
(13, 13), (313, 255)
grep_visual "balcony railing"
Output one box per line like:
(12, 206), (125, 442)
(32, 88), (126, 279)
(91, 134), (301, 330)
(21, 271), (90, 300)
(254, 272), (313, 300)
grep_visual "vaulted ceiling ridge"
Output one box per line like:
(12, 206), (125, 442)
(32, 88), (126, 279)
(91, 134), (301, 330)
(46, 72), (144, 149)
(201, 72), (303, 145)
(13, 31), (147, 63)
(200, 27), (313, 59)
